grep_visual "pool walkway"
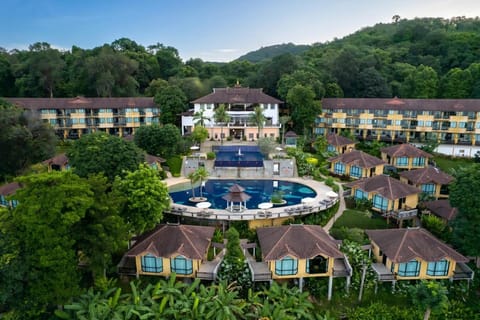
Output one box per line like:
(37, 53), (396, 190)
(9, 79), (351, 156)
(164, 177), (339, 222)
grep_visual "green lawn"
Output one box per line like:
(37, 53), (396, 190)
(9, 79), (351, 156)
(332, 209), (388, 230)
(433, 154), (474, 173)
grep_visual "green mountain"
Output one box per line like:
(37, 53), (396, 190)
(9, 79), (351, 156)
(236, 43), (311, 62)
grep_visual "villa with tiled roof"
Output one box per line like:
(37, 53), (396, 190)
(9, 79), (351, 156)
(326, 133), (356, 154)
(328, 150), (386, 179)
(399, 166), (453, 199)
(0, 182), (20, 208)
(380, 143), (432, 170)
(423, 200), (458, 222)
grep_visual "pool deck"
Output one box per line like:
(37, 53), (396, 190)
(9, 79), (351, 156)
(165, 177), (338, 221)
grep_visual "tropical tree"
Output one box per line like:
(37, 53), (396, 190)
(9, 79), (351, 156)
(249, 105), (266, 139)
(409, 281), (449, 320)
(154, 83), (187, 125)
(113, 163), (170, 234)
(191, 125), (209, 146)
(193, 108), (210, 127)
(213, 103), (231, 144)
(194, 167), (209, 198)
(287, 84), (321, 137)
(134, 123), (182, 158)
(279, 115), (291, 146)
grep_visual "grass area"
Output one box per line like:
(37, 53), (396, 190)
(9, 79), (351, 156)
(433, 154), (474, 173)
(332, 209), (388, 230)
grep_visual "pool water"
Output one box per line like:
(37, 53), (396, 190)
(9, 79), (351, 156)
(169, 179), (317, 210)
(214, 145), (264, 167)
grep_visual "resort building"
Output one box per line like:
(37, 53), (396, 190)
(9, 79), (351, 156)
(181, 85), (282, 141)
(328, 150), (386, 179)
(256, 224), (352, 300)
(326, 133), (356, 154)
(380, 143), (432, 170)
(399, 167), (453, 199)
(346, 175), (421, 225)
(422, 200), (458, 223)
(4, 97), (159, 139)
(42, 154), (70, 172)
(117, 224), (219, 280)
(366, 228), (474, 284)
(316, 98), (480, 148)
(0, 182), (20, 208)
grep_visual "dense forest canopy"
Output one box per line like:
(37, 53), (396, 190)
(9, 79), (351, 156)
(1, 17), (480, 102)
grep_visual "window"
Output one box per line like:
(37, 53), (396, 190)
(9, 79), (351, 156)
(141, 254), (163, 273)
(427, 260), (450, 276)
(355, 189), (368, 200)
(421, 183), (436, 195)
(306, 256), (328, 274)
(373, 194), (389, 211)
(327, 145), (336, 152)
(0, 195), (7, 206)
(412, 157), (425, 166)
(334, 162), (346, 175)
(171, 255), (193, 275)
(275, 256), (298, 276)
(397, 260), (420, 277)
(350, 165), (362, 178)
(396, 157), (408, 166)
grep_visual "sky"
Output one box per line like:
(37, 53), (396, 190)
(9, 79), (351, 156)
(1, 0), (480, 62)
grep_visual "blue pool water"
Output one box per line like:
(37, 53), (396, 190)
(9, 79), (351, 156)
(214, 145), (264, 167)
(169, 179), (317, 210)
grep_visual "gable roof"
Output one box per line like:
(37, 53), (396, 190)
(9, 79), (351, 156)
(0, 182), (21, 196)
(381, 144), (432, 158)
(5, 97), (156, 110)
(365, 228), (468, 263)
(42, 153), (69, 166)
(145, 154), (166, 164)
(423, 200), (458, 221)
(192, 86), (282, 104)
(125, 224), (215, 260)
(322, 98), (480, 112)
(346, 175), (421, 200)
(326, 133), (356, 147)
(328, 150), (385, 169)
(399, 166), (453, 185)
(257, 225), (344, 261)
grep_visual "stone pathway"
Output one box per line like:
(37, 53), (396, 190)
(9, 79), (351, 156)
(323, 182), (346, 233)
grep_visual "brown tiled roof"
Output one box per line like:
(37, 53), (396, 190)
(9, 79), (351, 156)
(42, 153), (69, 166)
(323, 98), (480, 112)
(222, 184), (251, 202)
(328, 150), (385, 169)
(4, 97), (156, 110)
(399, 167), (453, 185)
(346, 175), (421, 200)
(257, 225), (344, 261)
(125, 224), (215, 259)
(326, 133), (356, 147)
(424, 200), (458, 221)
(0, 182), (21, 196)
(366, 228), (468, 263)
(381, 144), (432, 158)
(192, 87), (282, 104)
(285, 131), (297, 137)
(145, 154), (166, 164)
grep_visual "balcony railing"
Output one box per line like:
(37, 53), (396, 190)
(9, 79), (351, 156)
(383, 208), (418, 219)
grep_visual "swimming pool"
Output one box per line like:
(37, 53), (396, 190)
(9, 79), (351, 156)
(169, 179), (317, 210)
(213, 145), (264, 167)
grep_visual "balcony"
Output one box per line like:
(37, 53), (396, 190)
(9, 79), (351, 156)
(453, 262), (475, 281)
(382, 208), (418, 220)
(371, 263), (395, 281)
(333, 255), (353, 278)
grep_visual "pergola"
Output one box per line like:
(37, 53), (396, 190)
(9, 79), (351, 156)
(222, 184), (251, 212)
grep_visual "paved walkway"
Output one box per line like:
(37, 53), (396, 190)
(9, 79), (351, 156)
(323, 182), (346, 232)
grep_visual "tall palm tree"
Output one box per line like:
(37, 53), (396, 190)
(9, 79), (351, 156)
(279, 115), (291, 146)
(193, 109), (210, 127)
(214, 104), (231, 145)
(249, 106), (266, 140)
(194, 167), (209, 198)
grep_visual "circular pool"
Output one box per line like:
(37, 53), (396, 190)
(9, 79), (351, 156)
(169, 179), (317, 210)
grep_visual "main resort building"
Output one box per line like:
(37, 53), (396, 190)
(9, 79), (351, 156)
(317, 98), (480, 156)
(4, 97), (159, 139)
(181, 85), (282, 141)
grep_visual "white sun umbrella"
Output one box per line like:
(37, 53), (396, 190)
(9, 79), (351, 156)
(301, 197), (315, 204)
(326, 191), (338, 198)
(196, 201), (211, 209)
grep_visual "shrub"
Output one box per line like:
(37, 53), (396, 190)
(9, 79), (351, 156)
(421, 214), (447, 239)
(166, 156), (182, 176)
(206, 151), (216, 160)
(330, 227), (366, 243)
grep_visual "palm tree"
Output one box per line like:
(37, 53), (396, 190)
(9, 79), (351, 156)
(279, 115), (291, 146)
(194, 167), (209, 198)
(214, 104), (231, 144)
(249, 106), (266, 140)
(193, 109), (210, 127)
(188, 171), (199, 199)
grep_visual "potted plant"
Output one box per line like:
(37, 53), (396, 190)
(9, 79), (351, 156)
(271, 190), (286, 205)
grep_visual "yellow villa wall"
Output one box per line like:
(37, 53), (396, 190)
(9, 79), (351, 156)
(350, 188), (418, 212)
(335, 143), (356, 154)
(400, 178), (444, 199)
(381, 153), (429, 170)
(268, 257), (334, 279)
(248, 217), (291, 229)
(329, 162), (384, 179)
(135, 254), (202, 278)
(371, 242), (457, 280)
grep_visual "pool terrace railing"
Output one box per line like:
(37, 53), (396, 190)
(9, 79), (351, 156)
(166, 198), (338, 221)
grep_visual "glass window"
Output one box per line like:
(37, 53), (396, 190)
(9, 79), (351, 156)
(355, 189), (368, 200)
(427, 260), (450, 276)
(141, 254), (163, 273)
(306, 256), (328, 274)
(398, 260), (420, 277)
(327, 145), (336, 152)
(421, 183), (436, 195)
(171, 255), (193, 275)
(275, 256), (298, 276)
(396, 157), (408, 166)
(334, 162), (346, 175)
(0, 195), (7, 206)
(373, 194), (389, 211)
(412, 157), (425, 166)
(350, 165), (362, 178)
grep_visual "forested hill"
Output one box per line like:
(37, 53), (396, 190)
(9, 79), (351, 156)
(236, 43), (311, 62)
(1, 17), (480, 101)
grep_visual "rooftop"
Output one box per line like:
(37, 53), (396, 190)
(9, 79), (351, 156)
(381, 143), (432, 158)
(423, 199), (458, 221)
(326, 133), (356, 147)
(192, 86), (282, 104)
(399, 166), (453, 185)
(4, 97), (156, 110)
(346, 175), (421, 200)
(328, 150), (385, 169)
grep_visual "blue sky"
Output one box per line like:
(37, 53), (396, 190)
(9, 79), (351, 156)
(1, 0), (480, 62)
